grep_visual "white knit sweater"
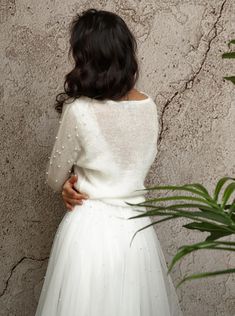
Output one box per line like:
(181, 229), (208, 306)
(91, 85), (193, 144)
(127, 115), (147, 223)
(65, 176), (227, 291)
(46, 92), (159, 207)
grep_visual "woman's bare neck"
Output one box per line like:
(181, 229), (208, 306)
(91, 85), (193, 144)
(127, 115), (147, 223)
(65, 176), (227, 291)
(118, 88), (148, 101)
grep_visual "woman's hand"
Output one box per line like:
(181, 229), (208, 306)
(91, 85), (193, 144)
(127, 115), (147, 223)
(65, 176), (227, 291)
(62, 174), (89, 211)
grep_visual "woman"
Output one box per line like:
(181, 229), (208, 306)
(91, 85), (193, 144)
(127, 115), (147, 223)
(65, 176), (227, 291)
(35, 8), (183, 316)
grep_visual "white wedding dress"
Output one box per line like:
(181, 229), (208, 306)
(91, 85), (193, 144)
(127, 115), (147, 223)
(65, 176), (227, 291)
(35, 92), (183, 316)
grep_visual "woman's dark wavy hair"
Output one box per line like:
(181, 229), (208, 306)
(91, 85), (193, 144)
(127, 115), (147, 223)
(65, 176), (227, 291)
(55, 8), (139, 113)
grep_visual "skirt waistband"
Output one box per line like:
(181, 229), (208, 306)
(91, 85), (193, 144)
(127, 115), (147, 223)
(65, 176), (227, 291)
(82, 197), (147, 211)
(87, 195), (146, 208)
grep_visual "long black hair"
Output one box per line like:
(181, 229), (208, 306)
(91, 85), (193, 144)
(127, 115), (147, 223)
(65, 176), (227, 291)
(55, 8), (139, 113)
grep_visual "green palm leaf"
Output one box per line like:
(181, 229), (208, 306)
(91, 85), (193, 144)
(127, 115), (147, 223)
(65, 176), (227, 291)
(167, 240), (235, 274)
(213, 176), (235, 201)
(176, 268), (235, 288)
(135, 185), (220, 210)
(129, 215), (177, 247)
(222, 182), (235, 208)
(221, 52), (235, 58)
(135, 184), (210, 199)
(228, 200), (235, 215)
(129, 207), (233, 226)
(227, 39), (235, 48)
(182, 222), (234, 241)
(182, 183), (210, 197)
(223, 76), (235, 84)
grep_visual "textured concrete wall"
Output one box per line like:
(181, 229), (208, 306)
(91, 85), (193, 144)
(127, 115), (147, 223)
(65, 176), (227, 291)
(1, 1), (235, 315)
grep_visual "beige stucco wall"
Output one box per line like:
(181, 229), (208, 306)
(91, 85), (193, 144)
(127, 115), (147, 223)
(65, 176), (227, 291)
(1, 1), (235, 315)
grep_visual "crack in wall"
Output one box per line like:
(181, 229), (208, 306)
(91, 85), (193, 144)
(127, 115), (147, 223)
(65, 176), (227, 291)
(0, 255), (49, 298)
(157, 0), (227, 145)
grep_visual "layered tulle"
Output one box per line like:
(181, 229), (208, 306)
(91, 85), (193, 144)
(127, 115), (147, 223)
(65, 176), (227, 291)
(35, 199), (183, 316)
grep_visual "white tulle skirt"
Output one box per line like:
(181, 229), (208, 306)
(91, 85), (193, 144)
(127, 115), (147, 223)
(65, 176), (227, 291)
(35, 198), (183, 316)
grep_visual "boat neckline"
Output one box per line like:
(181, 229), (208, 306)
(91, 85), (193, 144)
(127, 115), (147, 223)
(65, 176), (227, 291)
(107, 91), (151, 104)
(80, 91), (152, 105)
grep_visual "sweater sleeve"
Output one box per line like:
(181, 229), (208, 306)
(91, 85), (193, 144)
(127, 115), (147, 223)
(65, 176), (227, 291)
(45, 103), (82, 192)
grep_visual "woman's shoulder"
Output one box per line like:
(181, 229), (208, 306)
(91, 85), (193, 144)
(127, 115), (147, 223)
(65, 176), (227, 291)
(62, 96), (90, 114)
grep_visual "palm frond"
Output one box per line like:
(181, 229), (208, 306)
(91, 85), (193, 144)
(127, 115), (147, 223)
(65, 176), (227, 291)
(176, 268), (235, 288)
(128, 177), (235, 286)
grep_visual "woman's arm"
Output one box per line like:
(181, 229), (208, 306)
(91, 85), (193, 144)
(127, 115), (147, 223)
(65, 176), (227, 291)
(45, 103), (82, 192)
